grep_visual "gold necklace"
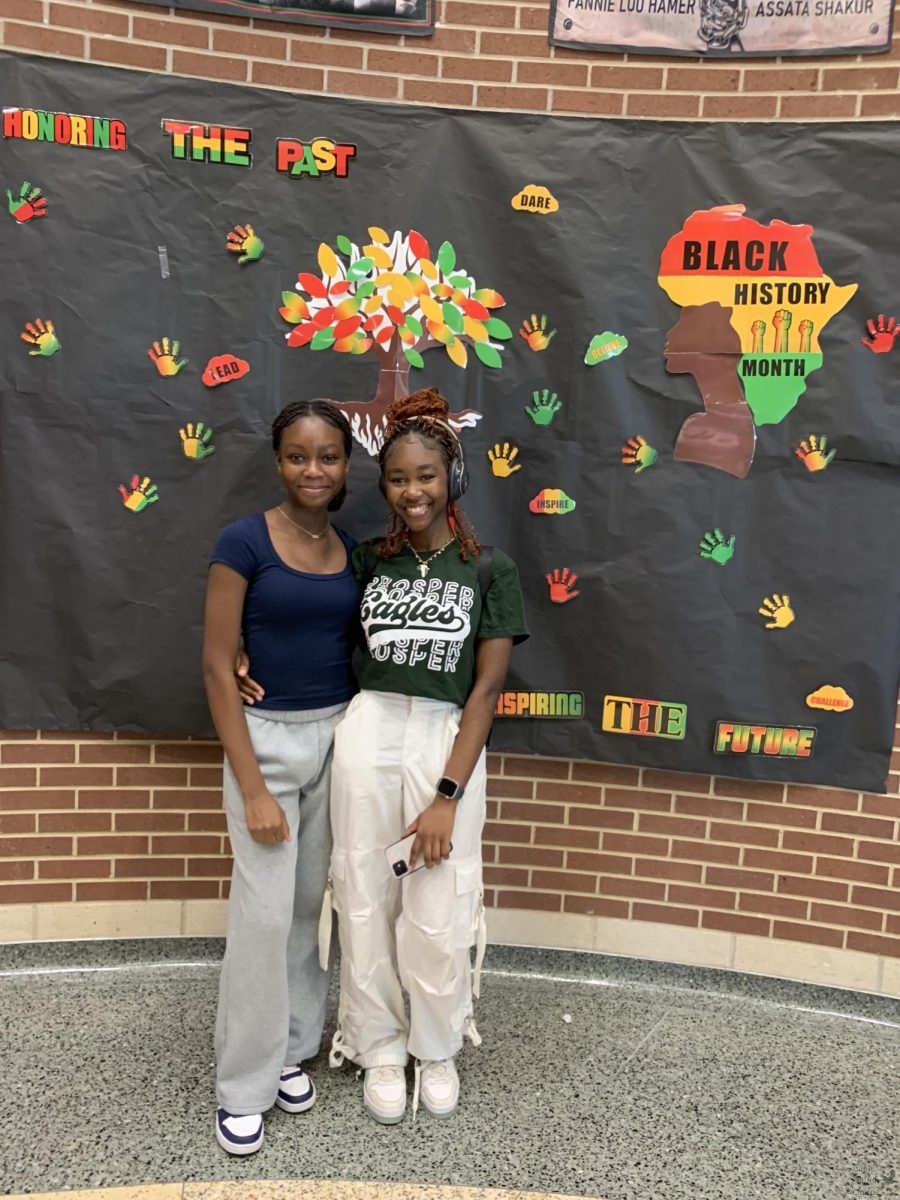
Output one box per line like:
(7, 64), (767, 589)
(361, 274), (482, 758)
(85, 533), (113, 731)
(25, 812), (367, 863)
(278, 505), (330, 540)
(407, 536), (455, 578)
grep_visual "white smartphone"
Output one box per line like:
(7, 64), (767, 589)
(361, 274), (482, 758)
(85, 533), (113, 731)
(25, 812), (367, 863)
(384, 833), (452, 878)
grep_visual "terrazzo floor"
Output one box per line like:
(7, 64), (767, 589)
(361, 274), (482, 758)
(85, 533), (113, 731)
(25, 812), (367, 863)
(3, 939), (900, 1200)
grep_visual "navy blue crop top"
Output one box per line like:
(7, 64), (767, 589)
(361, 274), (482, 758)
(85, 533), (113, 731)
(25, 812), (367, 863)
(210, 512), (360, 712)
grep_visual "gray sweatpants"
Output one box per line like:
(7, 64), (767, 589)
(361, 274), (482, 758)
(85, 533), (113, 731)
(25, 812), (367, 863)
(215, 702), (346, 1115)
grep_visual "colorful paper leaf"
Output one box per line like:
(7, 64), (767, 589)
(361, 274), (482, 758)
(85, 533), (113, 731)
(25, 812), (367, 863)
(442, 303), (464, 334)
(437, 241), (457, 275)
(446, 337), (468, 368)
(298, 273), (328, 299)
(484, 317), (513, 339)
(368, 226), (390, 244)
(405, 347), (425, 368)
(472, 288), (505, 308)
(463, 316), (488, 341)
(474, 341), (503, 368)
(408, 230), (430, 260)
(318, 243), (339, 277)
(336, 234), (353, 257)
(310, 329), (335, 350)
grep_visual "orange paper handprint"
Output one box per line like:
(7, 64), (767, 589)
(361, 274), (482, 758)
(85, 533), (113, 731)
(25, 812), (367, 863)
(519, 314), (557, 352)
(546, 567), (580, 604)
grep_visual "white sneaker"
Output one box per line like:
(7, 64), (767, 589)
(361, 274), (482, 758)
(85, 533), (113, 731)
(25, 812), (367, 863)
(363, 1065), (407, 1124)
(416, 1058), (459, 1117)
(275, 1063), (316, 1113)
(215, 1108), (264, 1155)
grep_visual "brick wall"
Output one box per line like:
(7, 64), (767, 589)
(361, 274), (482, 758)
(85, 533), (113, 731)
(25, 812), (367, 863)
(3, 0), (900, 964)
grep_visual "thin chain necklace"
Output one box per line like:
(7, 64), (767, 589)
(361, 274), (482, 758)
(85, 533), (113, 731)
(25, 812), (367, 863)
(278, 505), (329, 540)
(407, 535), (455, 578)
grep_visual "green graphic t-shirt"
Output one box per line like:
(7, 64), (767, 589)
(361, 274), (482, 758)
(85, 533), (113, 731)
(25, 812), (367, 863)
(353, 542), (529, 708)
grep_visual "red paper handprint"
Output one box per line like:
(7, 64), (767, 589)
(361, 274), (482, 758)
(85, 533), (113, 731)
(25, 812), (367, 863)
(861, 315), (900, 355)
(545, 567), (580, 604)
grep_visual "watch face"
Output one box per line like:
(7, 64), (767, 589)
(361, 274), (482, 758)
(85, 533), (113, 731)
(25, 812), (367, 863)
(437, 777), (461, 799)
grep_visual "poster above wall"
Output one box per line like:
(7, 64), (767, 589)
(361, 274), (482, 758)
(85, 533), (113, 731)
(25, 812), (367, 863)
(126, 0), (435, 37)
(549, 0), (893, 57)
(2, 51), (900, 792)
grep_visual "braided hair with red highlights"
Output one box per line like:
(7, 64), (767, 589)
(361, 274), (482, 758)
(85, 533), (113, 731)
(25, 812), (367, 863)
(377, 387), (481, 561)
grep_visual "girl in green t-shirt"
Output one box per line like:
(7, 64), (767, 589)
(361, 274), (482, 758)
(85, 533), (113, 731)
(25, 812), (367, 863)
(327, 387), (528, 1125)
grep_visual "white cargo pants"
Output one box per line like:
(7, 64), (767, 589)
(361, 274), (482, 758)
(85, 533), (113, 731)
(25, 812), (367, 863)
(327, 689), (487, 1068)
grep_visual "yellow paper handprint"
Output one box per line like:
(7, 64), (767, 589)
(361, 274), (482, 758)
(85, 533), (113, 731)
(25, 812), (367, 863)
(519, 314), (556, 352)
(794, 435), (835, 473)
(758, 594), (795, 630)
(487, 442), (521, 478)
(20, 318), (60, 357)
(147, 338), (188, 378)
(179, 422), (216, 461)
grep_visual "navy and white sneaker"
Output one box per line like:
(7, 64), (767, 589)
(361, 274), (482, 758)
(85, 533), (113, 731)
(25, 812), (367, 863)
(215, 1109), (264, 1155)
(275, 1063), (316, 1113)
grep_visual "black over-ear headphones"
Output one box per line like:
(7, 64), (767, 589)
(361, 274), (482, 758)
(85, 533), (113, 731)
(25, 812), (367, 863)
(378, 419), (469, 502)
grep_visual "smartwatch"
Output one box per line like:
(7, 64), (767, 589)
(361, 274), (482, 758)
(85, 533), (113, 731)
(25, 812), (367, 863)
(435, 776), (465, 802)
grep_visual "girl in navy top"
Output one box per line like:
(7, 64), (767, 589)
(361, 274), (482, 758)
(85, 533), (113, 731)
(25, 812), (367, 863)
(202, 400), (359, 1156)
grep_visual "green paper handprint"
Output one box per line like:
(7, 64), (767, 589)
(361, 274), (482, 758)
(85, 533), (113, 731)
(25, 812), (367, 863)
(7, 182), (47, 223)
(226, 223), (265, 264)
(525, 389), (561, 426)
(621, 435), (657, 474)
(179, 422), (216, 461)
(20, 318), (60, 357)
(699, 529), (735, 566)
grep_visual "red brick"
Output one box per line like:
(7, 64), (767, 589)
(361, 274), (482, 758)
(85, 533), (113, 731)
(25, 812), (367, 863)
(51, 2), (129, 33)
(291, 39), (363, 69)
(4, 21), (85, 55)
(564, 895), (629, 918)
(486, 754), (502, 776)
(2, 788), (74, 811)
(847, 931), (900, 957)
(426, 26), (477, 51)
(0, 813), (35, 834)
(331, 70), (400, 100)
(495, 889), (562, 912)
(810, 903), (884, 931)
(600, 876), (664, 901)
(537, 826), (600, 850)
(479, 31), (547, 56)
(79, 835), (149, 856)
(672, 839), (740, 864)
(635, 858), (702, 883)
(213, 28), (288, 57)
(171, 50), (248, 82)
(668, 884), (735, 909)
(79, 744), (152, 764)
(133, 16), (210, 48)
(539, 781), (603, 805)
(815, 856), (889, 885)
(486, 778), (535, 799)
(639, 813), (707, 838)
(773, 921), (844, 948)
(444, 0), (517, 24)
(38, 811), (112, 833)
(498, 845), (564, 868)
(39, 858), (111, 880)
(744, 67), (818, 92)
(745, 803), (817, 829)
(477, 85), (549, 111)
(90, 37), (168, 69)
(150, 879), (219, 900)
(702, 910), (770, 936)
(602, 832), (669, 856)
(369, 49), (440, 75)
(822, 811), (895, 839)
(674, 794), (744, 819)
(861, 794), (900, 818)
(0, 835), (72, 857)
(117, 767), (188, 787)
(551, 90), (627, 116)
(592, 64), (664, 90)
(739, 893), (808, 920)
(626, 94), (700, 118)
(778, 875), (848, 902)
(0, 767), (38, 787)
(668, 67), (740, 91)
(645, 771), (711, 794)
(442, 56), (513, 83)
(0, 882), (71, 903)
(571, 763), (639, 785)
(40, 766), (113, 787)
(856, 840), (900, 865)
(153, 789), (222, 810)
(188, 857), (234, 877)
(187, 812), (227, 833)
(117, 811), (185, 832)
(709, 822), (779, 848)
(533, 869), (599, 894)
(713, 778), (786, 802)
(705, 866), (775, 891)
(517, 4), (547, 28)
(605, 787), (672, 812)
(250, 62), (325, 90)
(785, 785), (859, 812)
(190, 768), (224, 787)
(0, 860), (35, 881)
(77, 881), (148, 901)
(860, 95), (900, 117)
(152, 835), (222, 855)
(0, 0), (42, 17)
(483, 866), (530, 887)
(154, 743), (223, 765)
(851, 885), (900, 913)
(517, 61), (588, 87)
(483, 821), (530, 844)
(822, 66), (899, 90)
(782, 830), (855, 857)
(743, 848), (813, 874)
(571, 808), (634, 831)
(114, 857), (185, 879)
(79, 789), (150, 810)
(633, 902), (699, 927)
(567, 851), (633, 874)
(3, 743), (74, 764)
(502, 800), (566, 823)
